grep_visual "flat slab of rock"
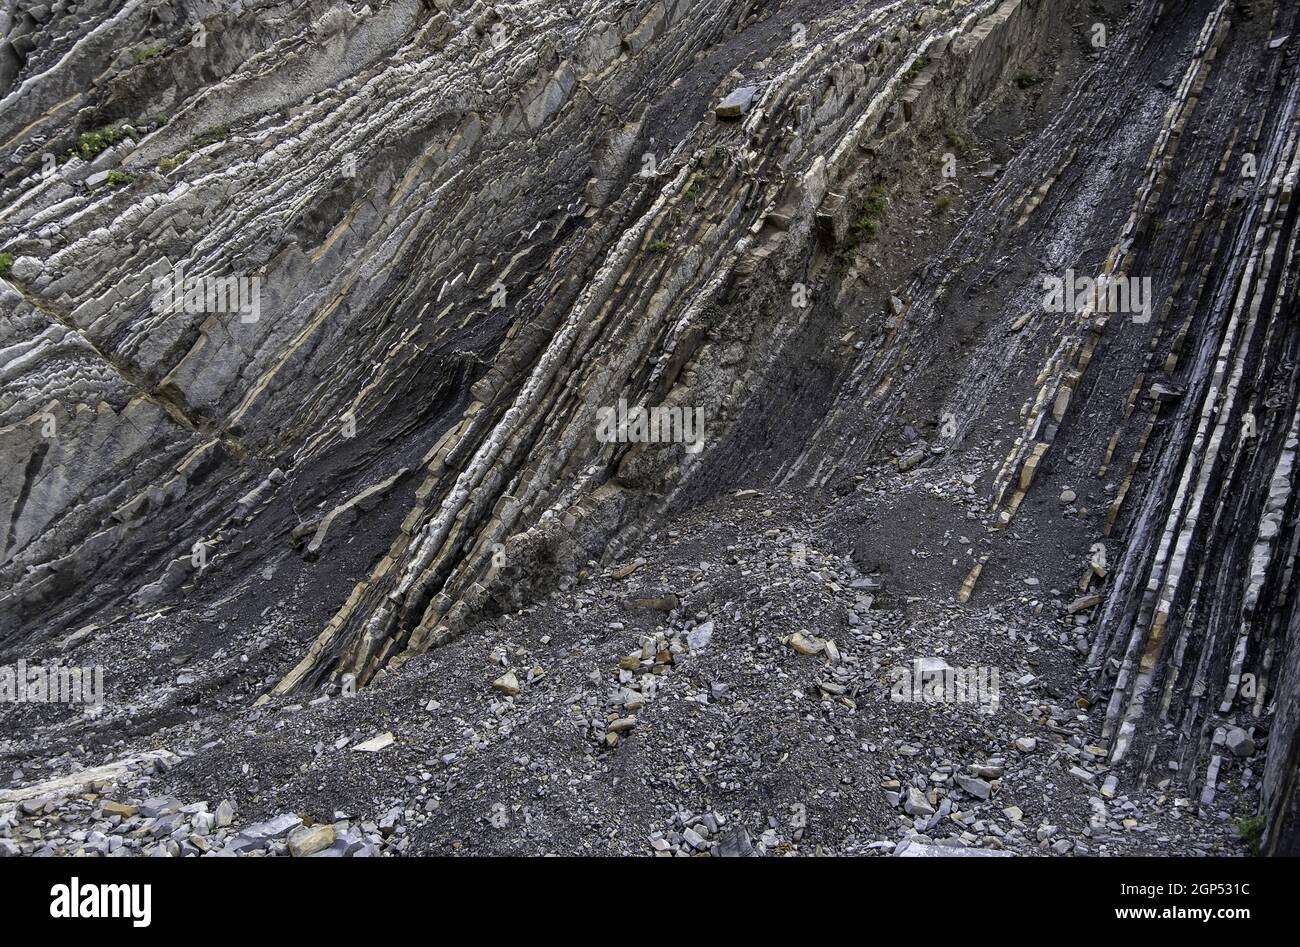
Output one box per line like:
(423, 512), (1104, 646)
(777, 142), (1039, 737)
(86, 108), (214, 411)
(955, 775), (992, 800)
(140, 796), (181, 818)
(350, 731), (395, 753)
(235, 813), (303, 849)
(611, 558), (646, 579)
(896, 841), (1015, 857)
(0, 749), (178, 805)
(716, 86), (758, 119)
(1068, 593), (1104, 614)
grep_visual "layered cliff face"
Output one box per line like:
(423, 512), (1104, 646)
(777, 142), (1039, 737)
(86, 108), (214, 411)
(1, 0), (1298, 857)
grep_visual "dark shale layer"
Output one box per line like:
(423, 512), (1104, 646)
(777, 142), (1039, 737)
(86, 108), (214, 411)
(1, 0), (1298, 857)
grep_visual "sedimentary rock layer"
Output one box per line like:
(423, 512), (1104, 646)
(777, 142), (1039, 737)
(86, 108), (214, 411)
(2, 0), (1299, 854)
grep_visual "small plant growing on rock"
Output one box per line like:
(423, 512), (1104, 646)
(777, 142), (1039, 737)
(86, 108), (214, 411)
(0, 252), (13, 278)
(850, 184), (888, 239)
(1234, 814), (1265, 855)
(133, 44), (165, 64)
(191, 124), (230, 150)
(834, 183), (891, 271)
(75, 126), (125, 161)
(105, 170), (134, 187)
(933, 194), (953, 215)
(157, 150), (192, 174)
(648, 239), (671, 254)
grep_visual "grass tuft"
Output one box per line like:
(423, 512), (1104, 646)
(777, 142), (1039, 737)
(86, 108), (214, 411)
(1234, 815), (1265, 855)
(157, 150), (192, 174)
(74, 127), (126, 162)
(191, 124), (230, 150)
(850, 184), (888, 239)
(132, 44), (165, 64)
(902, 56), (930, 82)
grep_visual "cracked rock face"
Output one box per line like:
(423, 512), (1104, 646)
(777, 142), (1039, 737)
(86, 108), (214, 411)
(2, 0), (1300, 858)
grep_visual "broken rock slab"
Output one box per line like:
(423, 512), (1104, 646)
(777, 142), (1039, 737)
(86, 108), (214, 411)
(350, 731), (395, 753)
(895, 839), (1015, 857)
(718, 826), (755, 857)
(232, 813), (303, 850)
(0, 750), (180, 805)
(955, 775), (993, 800)
(287, 824), (336, 857)
(903, 786), (935, 817)
(716, 86), (758, 119)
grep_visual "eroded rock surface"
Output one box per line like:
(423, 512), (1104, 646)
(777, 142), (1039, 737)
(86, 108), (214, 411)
(2, 0), (1299, 856)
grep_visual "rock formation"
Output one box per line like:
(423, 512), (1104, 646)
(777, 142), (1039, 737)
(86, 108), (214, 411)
(1, 0), (1298, 857)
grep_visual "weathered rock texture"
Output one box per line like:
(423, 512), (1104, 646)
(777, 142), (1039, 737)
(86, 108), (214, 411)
(2, 0), (1299, 855)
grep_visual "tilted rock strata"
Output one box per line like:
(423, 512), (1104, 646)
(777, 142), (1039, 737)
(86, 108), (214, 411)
(3, 0), (1300, 854)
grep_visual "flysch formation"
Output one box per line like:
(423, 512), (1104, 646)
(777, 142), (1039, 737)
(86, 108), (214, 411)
(1, 0), (1298, 856)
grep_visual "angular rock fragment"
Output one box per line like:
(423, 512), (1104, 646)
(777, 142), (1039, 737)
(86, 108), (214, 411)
(492, 671), (522, 696)
(288, 824), (336, 857)
(716, 86), (758, 119)
(351, 732), (395, 753)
